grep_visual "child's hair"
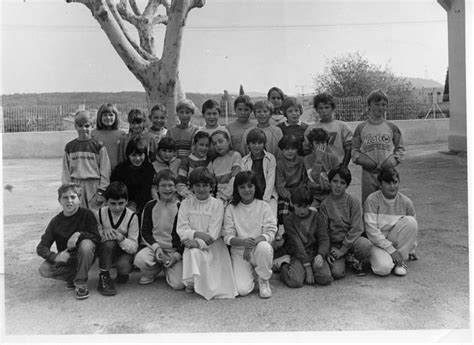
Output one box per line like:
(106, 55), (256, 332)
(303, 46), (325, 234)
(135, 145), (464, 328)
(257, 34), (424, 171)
(328, 165), (352, 187)
(210, 129), (231, 143)
(290, 184), (312, 206)
(153, 169), (177, 186)
(127, 109), (147, 124)
(157, 137), (176, 151)
(176, 99), (196, 114)
(233, 95), (254, 112)
(246, 127), (267, 144)
(313, 92), (336, 110)
(96, 103), (119, 130)
(125, 137), (147, 157)
(74, 110), (93, 126)
(231, 171), (263, 206)
(104, 181), (128, 200)
(367, 89), (389, 105)
(57, 182), (83, 200)
(193, 131), (211, 144)
(306, 128), (330, 144)
(149, 104), (166, 117)
(377, 167), (400, 184)
(281, 97), (303, 116)
(188, 167), (216, 187)
(278, 134), (299, 151)
(267, 86), (285, 101)
(254, 100), (274, 114)
(201, 99), (222, 115)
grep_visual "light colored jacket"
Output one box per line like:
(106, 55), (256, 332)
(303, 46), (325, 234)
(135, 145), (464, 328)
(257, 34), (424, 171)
(240, 150), (278, 202)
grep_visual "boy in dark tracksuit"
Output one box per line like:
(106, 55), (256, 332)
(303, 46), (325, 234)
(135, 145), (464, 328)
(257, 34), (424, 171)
(279, 185), (332, 288)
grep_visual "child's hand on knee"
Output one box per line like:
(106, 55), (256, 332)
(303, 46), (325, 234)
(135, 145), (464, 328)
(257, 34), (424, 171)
(55, 250), (70, 263)
(304, 265), (315, 285)
(330, 247), (345, 260)
(67, 232), (81, 250)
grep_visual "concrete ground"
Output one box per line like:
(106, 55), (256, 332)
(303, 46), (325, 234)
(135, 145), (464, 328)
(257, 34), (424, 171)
(1, 143), (471, 341)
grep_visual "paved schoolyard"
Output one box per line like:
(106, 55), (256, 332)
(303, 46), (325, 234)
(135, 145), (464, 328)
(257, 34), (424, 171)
(1, 143), (471, 341)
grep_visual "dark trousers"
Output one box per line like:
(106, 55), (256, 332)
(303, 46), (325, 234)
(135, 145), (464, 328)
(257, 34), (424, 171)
(98, 240), (134, 276)
(280, 257), (333, 288)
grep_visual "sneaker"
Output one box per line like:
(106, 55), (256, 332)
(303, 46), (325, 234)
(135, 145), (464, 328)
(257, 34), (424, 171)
(258, 279), (272, 299)
(185, 284), (194, 293)
(393, 263), (408, 276)
(139, 275), (156, 285)
(408, 253), (418, 261)
(115, 274), (129, 284)
(65, 280), (75, 290)
(98, 273), (117, 296)
(76, 286), (90, 300)
(272, 255), (291, 272)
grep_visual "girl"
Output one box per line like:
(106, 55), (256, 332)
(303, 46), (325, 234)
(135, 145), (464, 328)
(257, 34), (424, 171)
(111, 138), (155, 215)
(223, 171), (277, 299)
(92, 103), (126, 171)
(207, 130), (242, 204)
(267, 86), (286, 126)
(177, 167), (237, 300)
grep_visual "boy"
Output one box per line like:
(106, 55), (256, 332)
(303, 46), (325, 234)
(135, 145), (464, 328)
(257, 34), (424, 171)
(134, 170), (185, 290)
(364, 167), (418, 277)
(152, 137), (181, 176)
(226, 95), (256, 157)
(279, 184), (332, 288)
(277, 97), (308, 156)
(319, 166), (373, 279)
(241, 100), (283, 159)
(96, 182), (139, 296)
(62, 110), (111, 210)
(148, 104), (168, 146)
(167, 99), (200, 160)
(37, 183), (100, 299)
(304, 93), (352, 165)
(352, 89), (404, 203)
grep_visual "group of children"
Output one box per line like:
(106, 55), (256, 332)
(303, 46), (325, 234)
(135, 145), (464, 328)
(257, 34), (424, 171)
(37, 87), (418, 301)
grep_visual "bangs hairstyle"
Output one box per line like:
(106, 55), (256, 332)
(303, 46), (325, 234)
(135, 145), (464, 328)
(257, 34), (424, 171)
(153, 169), (177, 186)
(202, 99), (222, 115)
(188, 167), (216, 187)
(233, 95), (254, 112)
(96, 103), (119, 130)
(267, 86), (285, 100)
(254, 100), (274, 114)
(211, 129), (231, 143)
(125, 138), (147, 157)
(366, 89), (389, 105)
(246, 127), (267, 144)
(57, 182), (83, 200)
(307, 128), (330, 144)
(193, 131), (211, 144)
(150, 104), (166, 117)
(158, 137), (176, 151)
(282, 97), (303, 116)
(176, 99), (196, 114)
(127, 108), (147, 124)
(290, 184), (312, 206)
(278, 134), (299, 151)
(231, 171), (263, 206)
(74, 110), (93, 126)
(328, 165), (352, 187)
(377, 167), (400, 184)
(313, 93), (336, 110)
(104, 181), (128, 201)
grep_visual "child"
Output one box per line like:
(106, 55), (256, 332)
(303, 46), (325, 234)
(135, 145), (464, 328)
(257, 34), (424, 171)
(319, 166), (373, 279)
(352, 89), (405, 203)
(152, 137), (181, 176)
(267, 86), (286, 125)
(304, 128), (339, 209)
(240, 127), (278, 217)
(364, 167), (418, 277)
(96, 182), (139, 296)
(118, 108), (157, 164)
(277, 97), (308, 156)
(177, 167), (237, 300)
(134, 170), (185, 289)
(225, 95), (256, 157)
(92, 103), (126, 170)
(241, 100), (283, 159)
(279, 184), (332, 288)
(223, 171), (277, 298)
(167, 99), (200, 160)
(37, 183), (100, 299)
(62, 110), (111, 210)
(303, 93), (352, 166)
(148, 104), (168, 146)
(208, 130), (242, 204)
(111, 138), (155, 215)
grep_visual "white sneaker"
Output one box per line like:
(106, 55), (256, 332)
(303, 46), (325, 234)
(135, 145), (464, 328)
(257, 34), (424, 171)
(258, 279), (272, 299)
(393, 263), (407, 276)
(139, 275), (156, 285)
(272, 255), (291, 271)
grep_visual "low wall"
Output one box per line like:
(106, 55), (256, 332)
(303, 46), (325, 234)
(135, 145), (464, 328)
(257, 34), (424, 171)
(2, 119), (449, 159)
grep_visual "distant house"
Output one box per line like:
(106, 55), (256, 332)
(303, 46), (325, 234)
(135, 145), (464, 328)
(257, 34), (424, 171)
(412, 87), (445, 104)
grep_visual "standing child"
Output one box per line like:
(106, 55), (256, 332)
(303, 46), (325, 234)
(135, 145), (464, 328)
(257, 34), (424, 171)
(92, 103), (126, 171)
(279, 184), (333, 288)
(167, 99), (200, 160)
(304, 93), (352, 166)
(208, 130), (242, 205)
(224, 171), (277, 298)
(96, 182), (139, 296)
(111, 138), (155, 215)
(267, 86), (286, 125)
(241, 100), (283, 159)
(319, 166), (373, 280)
(177, 167), (237, 300)
(37, 183), (100, 299)
(134, 170), (185, 289)
(148, 104), (168, 147)
(62, 110), (111, 210)
(225, 95), (256, 157)
(277, 97), (308, 156)
(240, 127), (278, 217)
(352, 89), (404, 204)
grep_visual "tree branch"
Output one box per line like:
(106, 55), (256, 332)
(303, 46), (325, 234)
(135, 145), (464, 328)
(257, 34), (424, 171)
(143, 0), (160, 18)
(117, 0), (140, 27)
(129, 0), (141, 16)
(152, 14), (168, 25)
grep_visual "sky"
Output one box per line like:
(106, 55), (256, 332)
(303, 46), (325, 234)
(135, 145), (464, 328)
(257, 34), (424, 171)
(1, 0), (451, 96)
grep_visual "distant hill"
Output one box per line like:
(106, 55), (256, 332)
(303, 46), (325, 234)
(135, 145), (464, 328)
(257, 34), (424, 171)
(406, 77), (443, 89)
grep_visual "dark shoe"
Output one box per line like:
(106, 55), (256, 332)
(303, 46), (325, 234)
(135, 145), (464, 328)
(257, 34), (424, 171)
(408, 253), (418, 261)
(66, 280), (75, 290)
(98, 273), (117, 296)
(115, 274), (129, 284)
(76, 286), (90, 299)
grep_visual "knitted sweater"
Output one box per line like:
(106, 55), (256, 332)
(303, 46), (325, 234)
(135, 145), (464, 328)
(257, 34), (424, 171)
(275, 155), (308, 200)
(91, 129), (126, 170)
(167, 125), (200, 160)
(208, 150), (242, 202)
